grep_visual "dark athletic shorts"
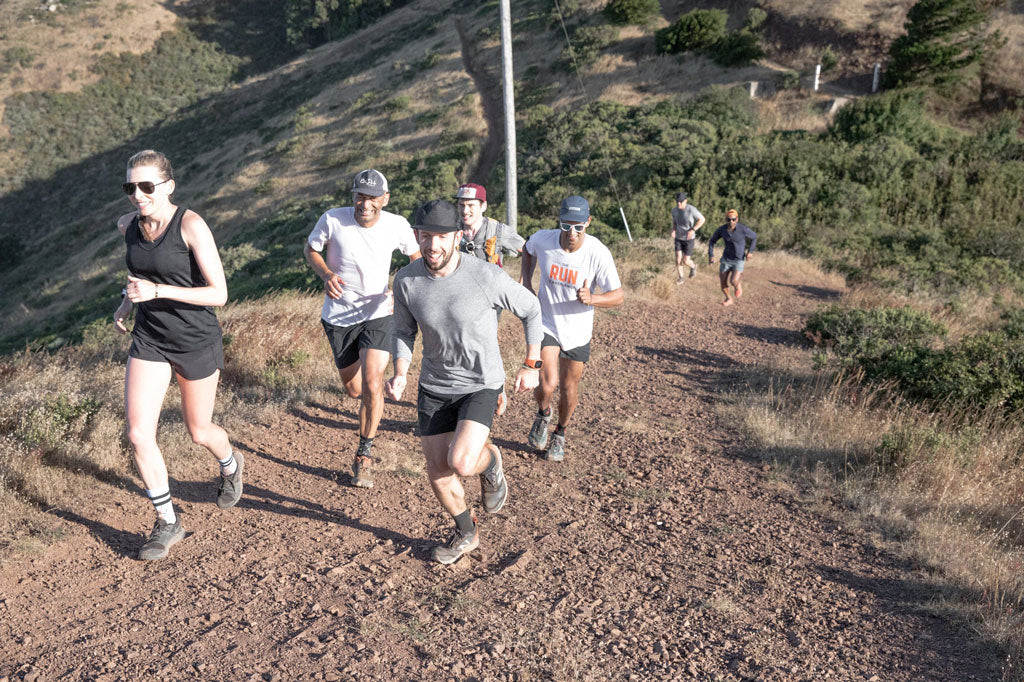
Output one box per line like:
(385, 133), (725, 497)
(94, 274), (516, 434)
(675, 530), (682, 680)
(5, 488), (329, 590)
(674, 237), (695, 256)
(321, 316), (392, 370)
(417, 386), (502, 436)
(129, 335), (224, 381)
(542, 332), (591, 363)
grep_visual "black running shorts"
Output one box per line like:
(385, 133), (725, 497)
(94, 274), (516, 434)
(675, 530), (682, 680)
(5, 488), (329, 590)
(129, 335), (224, 381)
(321, 316), (392, 370)
(541, 332), (590, 363)
(417, 386), (502, 436)
(674, 237), (695, 256)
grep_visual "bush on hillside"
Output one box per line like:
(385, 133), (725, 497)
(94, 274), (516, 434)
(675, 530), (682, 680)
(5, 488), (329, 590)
(656, 9), (764, 67)
(655, 9), (727, 55)
(804, 305), (947, 368)
(284, 0), (415, 48)
(603, 0), (660, 25)
(560, 25), (621, 70)
(829, 89), (938, 147)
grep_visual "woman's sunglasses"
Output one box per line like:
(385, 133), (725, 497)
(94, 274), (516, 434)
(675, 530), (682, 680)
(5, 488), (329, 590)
(123, 179), (171, 195)
(558, 221), (586, 232)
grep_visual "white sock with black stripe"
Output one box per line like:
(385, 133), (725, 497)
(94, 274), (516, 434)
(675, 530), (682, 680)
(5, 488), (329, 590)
(146, 486), (176, 524)
(217, 450), (237, 477)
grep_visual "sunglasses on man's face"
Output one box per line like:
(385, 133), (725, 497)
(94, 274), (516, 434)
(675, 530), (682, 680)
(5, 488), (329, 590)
(559, 221), (586, 232)
(726, 217), (738, 222)
(123, 179), (171, 195)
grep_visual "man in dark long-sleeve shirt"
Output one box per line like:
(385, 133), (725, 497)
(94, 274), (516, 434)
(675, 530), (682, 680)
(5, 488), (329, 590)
(708, 209), (757, 306)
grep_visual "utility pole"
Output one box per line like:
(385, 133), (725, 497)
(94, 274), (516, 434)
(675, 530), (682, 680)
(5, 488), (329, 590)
(499, 0), (517, 231)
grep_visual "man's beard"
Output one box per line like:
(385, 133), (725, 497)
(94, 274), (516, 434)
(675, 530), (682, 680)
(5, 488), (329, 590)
(424, 243), (456, 272)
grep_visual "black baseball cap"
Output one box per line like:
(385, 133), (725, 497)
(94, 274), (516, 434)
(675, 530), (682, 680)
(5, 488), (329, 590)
(351, 169), (389, 197)
(676, 191), (688, 202)
(412, 199), (461, 232)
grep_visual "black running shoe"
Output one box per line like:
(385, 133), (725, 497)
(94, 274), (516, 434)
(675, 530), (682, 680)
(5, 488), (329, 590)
(432, 521), (479, 564)
(216, 451), (244, 510)
(139, 518), (185, 561)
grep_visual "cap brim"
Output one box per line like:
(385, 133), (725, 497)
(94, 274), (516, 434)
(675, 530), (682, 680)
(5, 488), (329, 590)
(352, 188), (387, 197)
(413, 223), (461, 232)
(559, 212), (590, 221)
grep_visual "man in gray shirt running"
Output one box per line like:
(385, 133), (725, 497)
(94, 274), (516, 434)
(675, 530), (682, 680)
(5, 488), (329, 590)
(670, 191), (705, 283)
(386, 199), (542, 565)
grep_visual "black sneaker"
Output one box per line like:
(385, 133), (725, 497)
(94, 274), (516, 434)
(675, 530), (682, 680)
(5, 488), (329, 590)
(216, 451), (244, 510)
(480, 447), (508, 514)
(528, 411), (552, 451)
(432, 521), (479, 565)
(139, 518), (185, 561)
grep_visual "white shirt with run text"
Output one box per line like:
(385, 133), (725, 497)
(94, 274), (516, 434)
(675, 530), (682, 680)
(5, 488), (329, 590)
(307, 207), (418, 326)
(524, 229), (621, 351)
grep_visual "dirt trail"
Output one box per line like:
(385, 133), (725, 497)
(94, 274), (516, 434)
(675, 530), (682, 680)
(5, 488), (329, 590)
(0, 264), (1005, 681)
(455, 18), (505, 187)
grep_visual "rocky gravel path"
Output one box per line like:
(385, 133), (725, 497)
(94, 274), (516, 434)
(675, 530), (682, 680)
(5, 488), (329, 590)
(0, 264), (1005, 681)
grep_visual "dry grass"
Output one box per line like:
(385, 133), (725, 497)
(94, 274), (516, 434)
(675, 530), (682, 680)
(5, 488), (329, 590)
(727, 372), (1024, 673)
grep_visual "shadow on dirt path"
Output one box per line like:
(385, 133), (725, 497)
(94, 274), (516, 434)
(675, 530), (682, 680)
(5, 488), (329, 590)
(0, 263), (1007, 680)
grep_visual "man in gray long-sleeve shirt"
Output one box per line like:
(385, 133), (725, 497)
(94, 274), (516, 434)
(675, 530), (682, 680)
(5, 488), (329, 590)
(386, 199), (542, 565)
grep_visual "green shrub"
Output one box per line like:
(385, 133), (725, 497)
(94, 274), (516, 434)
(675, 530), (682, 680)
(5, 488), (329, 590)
(775, 69), (800, 90)
(829, 89), (937, 147)
(804, 305), (947, 368)
(710, 30), (764, 67)
(560, 24), (620, 70)
(820, 44), (838, 71)
(603, 0), (660, 25)
(745, 7), (768, 31)
(2, 46), (35, 72)
(655, 9), (727, 55)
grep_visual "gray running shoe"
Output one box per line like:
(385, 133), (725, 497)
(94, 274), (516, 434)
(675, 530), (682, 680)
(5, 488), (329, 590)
(216, 451), (244, 510)
(139, 518), (185, 561)
(528, 411), (552, 451)
(480, 447), (508, 514)
(689, 265), (697, 278)
(546, 432), (566, 462)
(351, 454), (374, 488)
(432, 522), (479, 564)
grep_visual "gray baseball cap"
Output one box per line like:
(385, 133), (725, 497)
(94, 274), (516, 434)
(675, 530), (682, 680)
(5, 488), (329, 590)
(351, 169), (389, 197)
(559, 195), (590, 221)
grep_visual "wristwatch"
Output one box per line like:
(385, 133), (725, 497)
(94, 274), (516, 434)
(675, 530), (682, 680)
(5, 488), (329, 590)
(523, 358), (543, 370)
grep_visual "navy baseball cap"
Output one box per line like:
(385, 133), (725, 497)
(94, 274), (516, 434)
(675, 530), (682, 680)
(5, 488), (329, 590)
(559, 195), (590, 221)
(351, 169), (389, 197)
(676, 191), (688, 201)
(412, 199), (461, 232)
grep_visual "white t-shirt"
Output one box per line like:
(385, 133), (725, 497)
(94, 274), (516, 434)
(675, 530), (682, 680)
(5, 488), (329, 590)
(307, 207), (419, 326)
(524, 229), (622, 351)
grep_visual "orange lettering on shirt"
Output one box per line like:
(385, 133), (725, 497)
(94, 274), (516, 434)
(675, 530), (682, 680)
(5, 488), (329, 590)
(549, 264), (560, 281)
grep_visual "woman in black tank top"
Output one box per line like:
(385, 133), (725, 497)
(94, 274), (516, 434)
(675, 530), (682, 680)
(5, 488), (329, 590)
(113, 150), (244, 561)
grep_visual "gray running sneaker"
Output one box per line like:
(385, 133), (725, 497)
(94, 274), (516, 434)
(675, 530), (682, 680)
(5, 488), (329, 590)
(139, 518), (185, 561)
(216, 451), (244, 510)
(528, 411), (552, 451)
(546, 432), (566, 462)
(432, 522), (479, 564)
(351, 454), (374, 488)
(689, 265), (697, 278)
(480, 447), (508, 514)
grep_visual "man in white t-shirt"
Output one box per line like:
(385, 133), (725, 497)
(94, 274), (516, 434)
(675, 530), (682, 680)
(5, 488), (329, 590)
(303, 169), (421, 489)
(520, 195), (624, 462)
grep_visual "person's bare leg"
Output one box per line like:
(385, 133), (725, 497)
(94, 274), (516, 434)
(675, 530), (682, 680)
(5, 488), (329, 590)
(733, 271), (744, 300)
(675, 249), (685, 281)
(533, 344), (561, 413)
(125, 357), (173, 491)
(720, 270), (733, 306)
(359, 348), (390, 439)
(338, 361), (362, 399)
(179, 369), (231, 461)
(423, 432), (464, 516)
(556, 358), (586, 429)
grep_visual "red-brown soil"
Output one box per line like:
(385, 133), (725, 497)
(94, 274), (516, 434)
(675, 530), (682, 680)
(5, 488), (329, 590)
(0, 264), (1005, 681)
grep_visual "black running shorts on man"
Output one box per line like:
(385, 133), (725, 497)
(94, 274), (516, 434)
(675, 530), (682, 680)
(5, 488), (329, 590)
(417, 386), (502, 436)
(541, 332), (591, 363)
(674, 238), (695, 256)
(321, 316), (392, 369)
(129, 334), (224, 381)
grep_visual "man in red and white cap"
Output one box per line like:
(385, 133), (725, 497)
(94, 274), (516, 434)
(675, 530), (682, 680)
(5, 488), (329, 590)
(455, 183), (525, 268)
